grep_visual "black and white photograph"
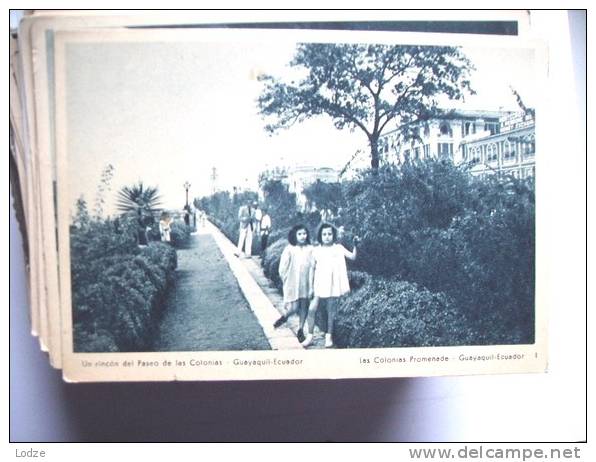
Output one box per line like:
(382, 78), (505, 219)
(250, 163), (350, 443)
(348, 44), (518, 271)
(49, 27), (546, 381)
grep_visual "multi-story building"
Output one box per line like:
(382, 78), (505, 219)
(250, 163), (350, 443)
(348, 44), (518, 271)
(374, 108), (535, 179)
(378, 109), (510, 165)
(461, 111), (536, 179)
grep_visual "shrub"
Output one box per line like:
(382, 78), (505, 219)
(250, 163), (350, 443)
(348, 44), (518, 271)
(341, 159), (472, 277)
(170, 219), (191, 248)
(450, 201), (535, 343)
(73, 329), (119, 353)
(261, 238), (288, 291)
(302, 180), (343, 216)
(334, 276), (477, 348)
(266, 227), (291, 249)
(143, 242), (178, 286)
(261, 179), (297, 230)
(71, 209), (178, 352)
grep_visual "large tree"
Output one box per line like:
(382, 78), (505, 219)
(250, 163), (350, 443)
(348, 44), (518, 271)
(258, 43), (475, 170)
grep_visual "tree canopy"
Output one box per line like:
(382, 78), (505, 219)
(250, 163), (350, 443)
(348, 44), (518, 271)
(302, 179), (342, 214)
(258, 43), (475, 169)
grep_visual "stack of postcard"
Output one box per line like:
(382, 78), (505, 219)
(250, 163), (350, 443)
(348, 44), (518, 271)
(9, 10), (548, 382)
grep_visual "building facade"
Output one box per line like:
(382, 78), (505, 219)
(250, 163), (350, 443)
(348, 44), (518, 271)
(461, 111), (535, 179)
(376, 108), (536, 179)
(378, 109), (509, 165)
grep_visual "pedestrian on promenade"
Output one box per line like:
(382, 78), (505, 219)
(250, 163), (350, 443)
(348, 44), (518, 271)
(236, 199), (255, 258)
(184, 205), (191, 227)
(274, 224), (313, 343)
(259, 207), (272, 253)
(159, 211), (172, 243)
(302, 223), (359, 348)
(253, 201), (263, 235)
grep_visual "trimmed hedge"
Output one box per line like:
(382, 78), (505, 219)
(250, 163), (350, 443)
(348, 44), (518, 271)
(170, 220), (191, 248)
(334, 274), (477, 348)
(73, 237), (177, 352)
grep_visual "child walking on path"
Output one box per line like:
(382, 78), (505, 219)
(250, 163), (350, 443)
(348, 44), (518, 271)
(274, 224), (313, 343)
(302, 223), (359, 348)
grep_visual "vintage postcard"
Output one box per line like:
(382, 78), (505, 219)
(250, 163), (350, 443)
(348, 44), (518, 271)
(49, 25), (546, 382)
(19, 10), (531, 374)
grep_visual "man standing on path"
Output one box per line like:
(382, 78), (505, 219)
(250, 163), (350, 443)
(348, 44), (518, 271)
(236, 199), (255, 258)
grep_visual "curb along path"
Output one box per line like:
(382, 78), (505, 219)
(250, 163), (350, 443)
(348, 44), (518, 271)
(240, 255), (326, 350)
(206, 221), (306, 350)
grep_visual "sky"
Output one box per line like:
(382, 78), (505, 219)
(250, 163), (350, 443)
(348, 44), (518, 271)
(64, 34), (537, 215)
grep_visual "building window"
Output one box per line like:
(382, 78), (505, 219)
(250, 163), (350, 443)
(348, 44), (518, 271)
(523, 136), (535, 157)
(414, 147), (421, 159)
(437, 143), (453, 158)
(439, 122), (453, 137)
(503, 141), (516, 161)
(423, 144), (430, 158)
(404, 149), (410, 159)
(473, 147), (481, 164)
(484, 122), (499, 136)
(487, 143), (498, 162)
(469, 148), (479, 165)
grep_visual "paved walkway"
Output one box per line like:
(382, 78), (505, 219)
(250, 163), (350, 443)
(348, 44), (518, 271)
(152, 228), (271, 352)
(153, 220), (324, 351)
(206, 221), (307, 350)
(241, 256), (326, 350)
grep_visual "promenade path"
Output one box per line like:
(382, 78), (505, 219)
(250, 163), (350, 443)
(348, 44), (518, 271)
(241, 256), (326, 350)
(152, 227), (270, 351)
(152, 222), (312, 351)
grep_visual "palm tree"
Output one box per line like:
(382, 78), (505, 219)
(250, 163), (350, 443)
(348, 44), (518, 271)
(116, 181), (162, 215)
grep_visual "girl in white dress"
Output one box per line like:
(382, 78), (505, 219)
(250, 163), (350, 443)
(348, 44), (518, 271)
(302, 223), (359, 348)
(274, 224), (313, 343)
